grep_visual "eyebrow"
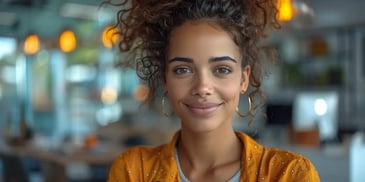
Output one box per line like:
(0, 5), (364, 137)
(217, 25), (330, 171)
(167, 56), (237, 63)
(210, 56), (237, 63)
(168, 57), (193, 63)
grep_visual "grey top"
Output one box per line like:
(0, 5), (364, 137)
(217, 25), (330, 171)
(174, 148), (241, 182)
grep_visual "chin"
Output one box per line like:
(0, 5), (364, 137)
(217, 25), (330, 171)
(180, 116), (227, 133)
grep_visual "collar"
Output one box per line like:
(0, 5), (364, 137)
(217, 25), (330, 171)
(157, 130), (264, 182)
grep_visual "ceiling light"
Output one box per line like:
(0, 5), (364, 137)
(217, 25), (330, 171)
(24, 34), (40, 55)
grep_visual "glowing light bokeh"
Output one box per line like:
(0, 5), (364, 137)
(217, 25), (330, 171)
(102, 25), (119, 48)
(59, 30), (77, 53)
(277, 0), (294, 21)
(24, 34), (40, 55)
(314, 98), (327, 116)
(101, 86), (118, 104)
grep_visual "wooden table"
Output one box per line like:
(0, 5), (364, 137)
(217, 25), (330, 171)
(0, 141), (123, 182)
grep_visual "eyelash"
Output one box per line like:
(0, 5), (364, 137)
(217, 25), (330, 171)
(173, 66), (192, 75)
(172, 66), (232, 75)
(215, 66), (232, 74)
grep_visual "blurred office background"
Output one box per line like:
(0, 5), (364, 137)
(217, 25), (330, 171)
(0, 0), (364, 181)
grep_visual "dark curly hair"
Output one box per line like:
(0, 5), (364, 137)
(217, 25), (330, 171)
(104, 0), (280, 119)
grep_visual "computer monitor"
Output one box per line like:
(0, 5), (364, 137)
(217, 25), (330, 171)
(293, 91), (339, 141)
(266, 103), (293, 126)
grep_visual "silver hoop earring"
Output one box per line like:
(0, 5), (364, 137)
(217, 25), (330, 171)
(236, 93), (252, 118)
(162, 95), (168, 117)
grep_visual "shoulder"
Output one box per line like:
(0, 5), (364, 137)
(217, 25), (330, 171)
(263, 146), (306, 161)
(261, 147), (320, 181)
(108, 144), (169, 182)
(116, 144), (168, 165)
(237, 132), (315, 172)
(236, 131), (317, 170)
(235, 132), (320, 181)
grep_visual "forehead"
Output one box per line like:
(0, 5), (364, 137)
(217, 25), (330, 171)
(169, 20), (232, 42)
(167, 20), (240, 59)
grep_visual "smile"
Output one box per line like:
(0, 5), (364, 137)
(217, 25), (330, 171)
(185, 103), (221, 116)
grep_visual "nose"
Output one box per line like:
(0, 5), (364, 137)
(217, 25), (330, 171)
(191, 71), (213, 97)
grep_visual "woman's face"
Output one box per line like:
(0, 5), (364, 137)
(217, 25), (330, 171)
(164, 20), (250, 133)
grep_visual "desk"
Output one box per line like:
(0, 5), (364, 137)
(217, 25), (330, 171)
(1, 125), (175, 181)
(0, 142), (123, 182)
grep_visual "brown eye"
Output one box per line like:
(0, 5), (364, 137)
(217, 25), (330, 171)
(215, 66), (232, 74)
(173, 66), (192, 75)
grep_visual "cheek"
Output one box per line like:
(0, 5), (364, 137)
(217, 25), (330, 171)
(220, 84), (242, 103)
(166, 89), (186, 115)
(165, 79), (187, 101)
(167, 90), (182, 103)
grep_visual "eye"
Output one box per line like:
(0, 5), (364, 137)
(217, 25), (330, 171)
(173, 66), (192, 75)
(215, 66), (232, 75)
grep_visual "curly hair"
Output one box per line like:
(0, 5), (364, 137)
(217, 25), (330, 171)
(105, 0), (280, 119)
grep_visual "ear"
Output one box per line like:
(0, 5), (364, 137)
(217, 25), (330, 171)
(240, 65), (251, 92)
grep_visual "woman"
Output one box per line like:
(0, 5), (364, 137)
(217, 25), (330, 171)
(107, 0), (320, 181)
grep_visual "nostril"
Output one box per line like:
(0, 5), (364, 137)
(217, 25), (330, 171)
(191, 86), (213, 96)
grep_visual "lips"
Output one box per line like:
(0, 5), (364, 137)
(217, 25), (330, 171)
(185, 102), (222, 116)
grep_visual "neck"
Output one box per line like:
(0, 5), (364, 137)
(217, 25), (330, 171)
(177, 128), (242, 170)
